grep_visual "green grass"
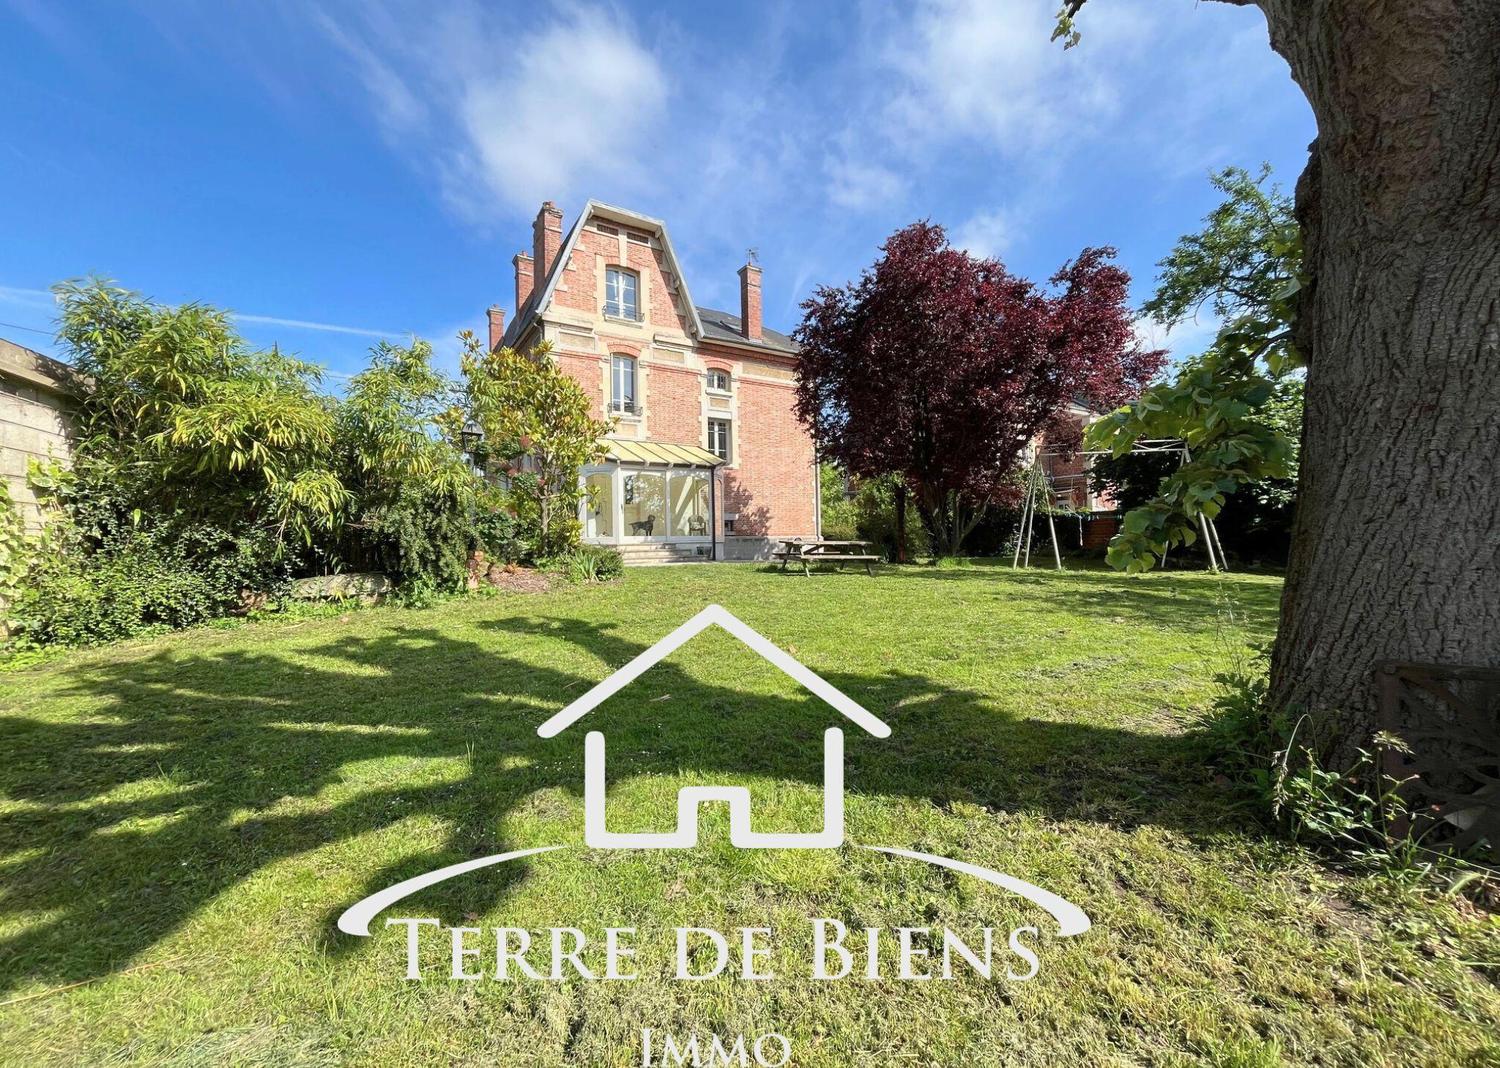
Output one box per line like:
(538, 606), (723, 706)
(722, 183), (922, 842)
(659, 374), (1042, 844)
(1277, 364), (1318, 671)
(1, 562), (1496, 1066)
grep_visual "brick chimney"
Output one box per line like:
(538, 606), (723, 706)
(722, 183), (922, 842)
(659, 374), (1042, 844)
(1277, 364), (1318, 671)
(737, 261), (763, 341)
(486, 305), (505, 351)
(513, 250), (534, 312)
(532, 201), (564, 285)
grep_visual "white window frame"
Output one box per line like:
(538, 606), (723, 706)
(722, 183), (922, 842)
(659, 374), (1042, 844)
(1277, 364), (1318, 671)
(604, 266), (639, 321)
(706, 368), (731, 394)
(707, 418), (731, 463)
(578, 464), (713, 545)
(611, 354), (638, 416)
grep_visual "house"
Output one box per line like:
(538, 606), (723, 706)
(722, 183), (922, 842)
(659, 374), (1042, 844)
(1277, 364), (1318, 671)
(534, 605), (891, 849)
(1038, 400), (1117, 513)
(489, 200), (818, 564)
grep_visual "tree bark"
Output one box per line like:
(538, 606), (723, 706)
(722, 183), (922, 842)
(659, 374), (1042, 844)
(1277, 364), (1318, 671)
(1256, 1), (1500, 758)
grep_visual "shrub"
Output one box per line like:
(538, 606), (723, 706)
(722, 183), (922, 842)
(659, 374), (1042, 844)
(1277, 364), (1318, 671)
(545, 545), (624, 584)
(1199, 650), (1473, 882)
(829, 474), (926, 561)
(12, 520), (288, 647)
(473, 497), (524, 564)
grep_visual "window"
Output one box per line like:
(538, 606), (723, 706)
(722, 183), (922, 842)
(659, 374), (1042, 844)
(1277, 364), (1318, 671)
(707, 418), (731, 463)
(622, 471), (665, 536)
(611, 355), (638, 414)
(604, 267), (639, 320)
(583, 471), (614, 539)
(706, 368), (731, 393)
(669, 472), (711, 537)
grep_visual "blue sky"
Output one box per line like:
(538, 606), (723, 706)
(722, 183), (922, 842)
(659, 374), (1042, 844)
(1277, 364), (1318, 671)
(0, 0), (1314, 383)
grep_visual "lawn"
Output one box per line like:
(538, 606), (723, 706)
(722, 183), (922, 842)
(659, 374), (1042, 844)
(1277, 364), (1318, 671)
(1, 562), (1496, 1066)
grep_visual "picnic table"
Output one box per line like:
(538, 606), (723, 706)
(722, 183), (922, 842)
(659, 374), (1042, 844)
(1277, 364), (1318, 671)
(772, 538), (880, 576)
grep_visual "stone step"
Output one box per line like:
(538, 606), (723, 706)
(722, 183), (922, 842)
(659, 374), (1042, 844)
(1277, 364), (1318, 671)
(616, 544), (711, 566)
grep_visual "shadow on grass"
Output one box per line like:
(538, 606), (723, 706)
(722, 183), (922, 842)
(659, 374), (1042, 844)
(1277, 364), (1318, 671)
(0, 590), (1272, 995)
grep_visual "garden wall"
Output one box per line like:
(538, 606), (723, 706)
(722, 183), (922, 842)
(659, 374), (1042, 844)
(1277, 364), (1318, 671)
(0, 339), (75, 532)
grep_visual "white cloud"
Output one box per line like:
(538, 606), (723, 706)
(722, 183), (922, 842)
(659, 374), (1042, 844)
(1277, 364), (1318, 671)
(825, 158), (905, 211)
(315, 11), (426, 135)
(882, 0), (1150, 152)
(0, 285), (57, 308)
(233, 313), (402, 339)
(1134, 312), (1223, 364)
(318, 3), (668, 218)
(461, 14), (666, 211)
(951, 207), (1016, 260)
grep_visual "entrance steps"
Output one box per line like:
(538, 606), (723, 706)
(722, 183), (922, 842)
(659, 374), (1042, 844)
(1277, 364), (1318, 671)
(617, 543), (712, 566)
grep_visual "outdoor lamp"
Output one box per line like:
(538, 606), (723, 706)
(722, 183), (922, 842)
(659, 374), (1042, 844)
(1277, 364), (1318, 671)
(460, 420), (484, 456)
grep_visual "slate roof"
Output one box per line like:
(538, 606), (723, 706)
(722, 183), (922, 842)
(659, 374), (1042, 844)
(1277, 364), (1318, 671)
(695, 306), (799, 355)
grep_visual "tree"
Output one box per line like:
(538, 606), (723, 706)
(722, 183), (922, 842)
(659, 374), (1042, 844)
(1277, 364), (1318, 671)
(54, 279), (346, 551)
(794, 222), (1162, 556)
(1060, 2), (1500, 758)
(1087, 165), (1302, 570)
(1091, 375), (1302, 563)
(460, 333), (612, 558)
(334, 339), (489, 585)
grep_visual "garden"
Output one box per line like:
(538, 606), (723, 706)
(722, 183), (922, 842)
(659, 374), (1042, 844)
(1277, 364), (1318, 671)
(0, 280), (624, 653)
(2, 562), (1496, 1066)
(0, 116), (1493, 1066)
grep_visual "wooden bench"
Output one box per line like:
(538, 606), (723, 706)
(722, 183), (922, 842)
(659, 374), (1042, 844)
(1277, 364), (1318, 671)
(773, 539), (880, 576)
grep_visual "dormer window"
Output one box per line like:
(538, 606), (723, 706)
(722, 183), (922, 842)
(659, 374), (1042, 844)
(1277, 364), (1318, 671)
(707, 368), (731, 394)
(605, 267), (639, 320)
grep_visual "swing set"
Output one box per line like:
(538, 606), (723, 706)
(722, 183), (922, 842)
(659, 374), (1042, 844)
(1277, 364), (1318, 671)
(1011, 438), (1228, 572)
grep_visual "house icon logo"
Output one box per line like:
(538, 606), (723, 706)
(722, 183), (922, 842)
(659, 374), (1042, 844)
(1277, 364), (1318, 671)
(336, 605), (1090, 941)
(536, 604), (890, 849)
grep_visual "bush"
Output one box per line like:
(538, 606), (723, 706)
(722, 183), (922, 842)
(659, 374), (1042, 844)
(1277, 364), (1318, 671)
(545, 545), (624, 584)
(473, 499), (524, 565)
(831, 474), (927, 560)
(12, 520), (288, 647)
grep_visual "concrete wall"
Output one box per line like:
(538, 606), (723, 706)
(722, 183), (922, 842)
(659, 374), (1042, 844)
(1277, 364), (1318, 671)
(0, 339), (75, 532)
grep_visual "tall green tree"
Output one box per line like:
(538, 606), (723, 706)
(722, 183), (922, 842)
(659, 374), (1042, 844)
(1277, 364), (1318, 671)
(1059, 1), (1500, 758)
(1087, 166), (1302, 570)
(460, 333), (611, 558)
(54, 279), (346, 550)
(334, 339), (487, 584)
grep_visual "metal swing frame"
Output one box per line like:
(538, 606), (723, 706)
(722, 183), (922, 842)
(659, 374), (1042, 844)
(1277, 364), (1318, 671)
(1010, 438), (1228, 572)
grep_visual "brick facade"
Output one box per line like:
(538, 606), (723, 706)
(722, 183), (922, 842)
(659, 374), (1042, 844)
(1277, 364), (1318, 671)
(493, 200), (818, 556)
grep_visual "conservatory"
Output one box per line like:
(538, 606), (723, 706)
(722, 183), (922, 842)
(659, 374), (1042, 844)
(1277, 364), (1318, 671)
(579, 440), (725, 553)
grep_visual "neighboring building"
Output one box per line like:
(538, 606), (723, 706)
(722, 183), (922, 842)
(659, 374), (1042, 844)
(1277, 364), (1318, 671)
(1039, 401), (1115, 513)
(491, 200), (817, 563)
(0, 338), (75, 532)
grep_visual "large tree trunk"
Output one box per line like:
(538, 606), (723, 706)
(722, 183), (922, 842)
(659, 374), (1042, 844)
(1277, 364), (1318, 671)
(1257, 1), (1500, 758)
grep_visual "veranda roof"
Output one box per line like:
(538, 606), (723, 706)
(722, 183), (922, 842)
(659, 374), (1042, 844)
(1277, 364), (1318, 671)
(604, 439), (724, 467)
